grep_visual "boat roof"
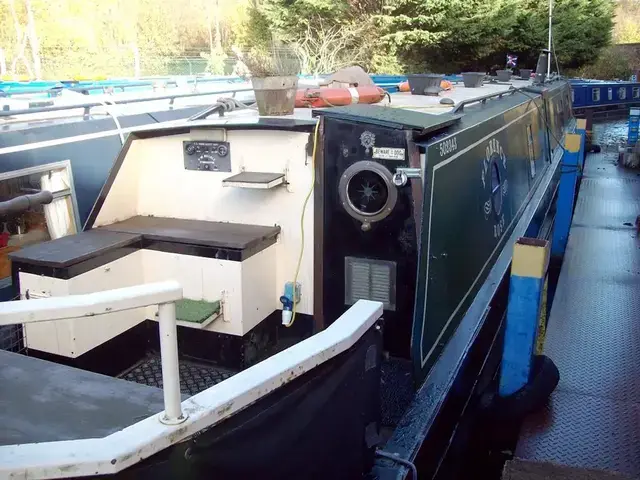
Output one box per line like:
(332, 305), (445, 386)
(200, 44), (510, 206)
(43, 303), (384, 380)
(129, 78), (537, 136)
(0, 77), (564, 138)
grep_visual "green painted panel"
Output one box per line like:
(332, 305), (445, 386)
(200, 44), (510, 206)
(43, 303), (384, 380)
(411, 98), (550, 379)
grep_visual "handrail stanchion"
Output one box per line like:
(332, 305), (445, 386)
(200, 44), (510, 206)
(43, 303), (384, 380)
(157, 301), (186, 424)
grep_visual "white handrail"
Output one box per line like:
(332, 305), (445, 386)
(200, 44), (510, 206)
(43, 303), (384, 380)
(0, 281), (186, 425)
(0, 281), (181, 325)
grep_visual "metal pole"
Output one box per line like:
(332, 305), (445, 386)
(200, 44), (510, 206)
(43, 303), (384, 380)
(547, 0), (553, 76)
(157, 301), (187, 425)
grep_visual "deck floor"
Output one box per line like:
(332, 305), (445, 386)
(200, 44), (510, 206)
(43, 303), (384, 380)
(0, 350), (167, 446)
(118, 354), (236, 396)
(511, 150), (640, 478)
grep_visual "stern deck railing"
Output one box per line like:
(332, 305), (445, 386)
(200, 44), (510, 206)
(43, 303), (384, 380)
(0, 283), (383, 479)
(0, 281), (186, 424)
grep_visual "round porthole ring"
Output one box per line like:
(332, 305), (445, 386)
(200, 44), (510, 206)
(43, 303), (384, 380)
(338, 161), (398, 224)
(490, 157), (503, 218)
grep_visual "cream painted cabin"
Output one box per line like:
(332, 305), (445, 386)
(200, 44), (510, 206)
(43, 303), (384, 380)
(12, 120), (317, 360)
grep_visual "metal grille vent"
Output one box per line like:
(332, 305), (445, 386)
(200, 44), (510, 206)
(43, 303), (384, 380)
(345, 256), (396, 311)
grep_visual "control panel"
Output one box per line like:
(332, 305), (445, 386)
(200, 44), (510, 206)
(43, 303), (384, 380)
(183, 141), (232, 172)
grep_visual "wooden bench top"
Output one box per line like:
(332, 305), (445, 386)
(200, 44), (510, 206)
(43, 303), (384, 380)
(9, 217), (280, 272)
(9, 230), (142, 268)
(101, 216), (281, 251)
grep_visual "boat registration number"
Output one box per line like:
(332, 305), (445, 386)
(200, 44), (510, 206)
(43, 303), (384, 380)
(439, 137), (458, 157)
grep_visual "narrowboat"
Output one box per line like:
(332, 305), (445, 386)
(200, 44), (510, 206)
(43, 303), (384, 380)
(0, 67), (574, 479)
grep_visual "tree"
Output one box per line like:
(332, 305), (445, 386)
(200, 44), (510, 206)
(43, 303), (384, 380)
(375, 0), (615, 73)
(0, 0), (618, 79)
(614, 0), (640, 44)
(546, 0), (615, 70)
(256, 0), (386, 73)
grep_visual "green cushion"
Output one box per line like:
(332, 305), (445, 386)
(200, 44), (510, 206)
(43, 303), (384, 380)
(175, 299), (221, 324)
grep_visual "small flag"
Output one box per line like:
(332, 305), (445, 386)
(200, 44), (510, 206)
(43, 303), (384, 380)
(506, 54), (518, 68)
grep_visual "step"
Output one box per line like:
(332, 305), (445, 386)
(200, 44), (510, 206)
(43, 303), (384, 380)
(223, 171), (285, 189)
(154, 298), (222, 329)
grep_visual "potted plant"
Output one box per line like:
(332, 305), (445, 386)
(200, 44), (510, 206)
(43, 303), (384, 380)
(406, 73), (444, 96)
(241, 45), (301, 116)
(496, 68), (512, 82)
(461, 72), (486, 88)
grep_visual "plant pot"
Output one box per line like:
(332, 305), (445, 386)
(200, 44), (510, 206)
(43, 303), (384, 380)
(496, 70), (512, 82)
(407, 74), (444, 96)
(462, 72), (485, 88)
(519, 69), (532, 80)
(251, 75), (298, 116)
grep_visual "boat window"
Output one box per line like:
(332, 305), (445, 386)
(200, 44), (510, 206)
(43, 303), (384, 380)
(527, 125), (536, 178)
(619, 87), (627, 100)
(338, 161), (398, 226)
(592, 88), (600, 102)
(347, 169), (389, 216)
(608, 88), (613, 100)
(571, 89), (574, 103)
(634, 87), (640, 99)
(0, 162), (80, 282)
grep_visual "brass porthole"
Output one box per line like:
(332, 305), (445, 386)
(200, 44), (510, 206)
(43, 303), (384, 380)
(338, 161), (398, 225)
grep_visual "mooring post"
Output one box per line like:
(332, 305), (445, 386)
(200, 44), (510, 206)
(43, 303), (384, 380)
(629, 108), (639, 147)
(499, 237), (550, 397)
(551, 132), (583, 259)
(584, 109), (593, 149)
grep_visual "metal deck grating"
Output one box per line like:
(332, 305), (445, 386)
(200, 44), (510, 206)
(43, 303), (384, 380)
(514, 151), (640, 477)
(118, 354), (236, 397)
(380, 357), (414, 427)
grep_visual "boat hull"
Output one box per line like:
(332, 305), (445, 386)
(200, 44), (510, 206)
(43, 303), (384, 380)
(95, 325), (382, 479)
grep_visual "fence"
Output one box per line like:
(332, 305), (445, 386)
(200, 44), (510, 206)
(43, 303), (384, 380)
(3, 47), (307, 81)
(5, 51), (242, 81)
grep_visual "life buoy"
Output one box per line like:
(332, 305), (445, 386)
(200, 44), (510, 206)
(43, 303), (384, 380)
(295, 86), (386, 108)
(399, 79), (452, 93)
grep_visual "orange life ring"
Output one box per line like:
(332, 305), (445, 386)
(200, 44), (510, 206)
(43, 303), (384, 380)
(399, 79), (451, 93)
(295, 86), (386, 108)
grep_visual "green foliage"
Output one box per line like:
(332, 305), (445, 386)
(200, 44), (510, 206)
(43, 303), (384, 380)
(240, 3), (273, 48)
(201, 49), (228, 75)
(0, 0), (620, 80)
(0, 0), (250, 79)
(550, 0), (615, 69)
(614, 0), (640, 44)
(262, 0), (352, 41)
(571, 46), (634, 80)
(372, 0), (616, 73)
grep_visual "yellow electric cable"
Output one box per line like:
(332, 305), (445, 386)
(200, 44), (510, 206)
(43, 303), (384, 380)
(286, 120), (319, 327)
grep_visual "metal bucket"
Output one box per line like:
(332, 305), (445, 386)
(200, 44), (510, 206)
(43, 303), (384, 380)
(251, 75), (298, 116)
(496, 70), (512, 82)
(462, 72), (485, 88)
(407, 74), (444, 96)
(520, 69), (533, 80)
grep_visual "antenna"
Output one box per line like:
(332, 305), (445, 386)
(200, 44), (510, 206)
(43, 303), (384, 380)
(547, 0), (553, 76)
